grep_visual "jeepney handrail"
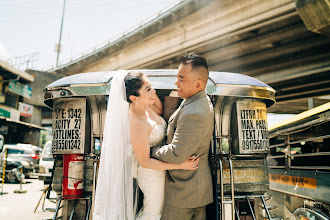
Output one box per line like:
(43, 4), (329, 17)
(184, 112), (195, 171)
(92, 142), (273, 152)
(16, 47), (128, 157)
(268, 165), (286, 169)
(288, 166), (330, 170)
(269, 143), (285, 148)
(289, 152), (330, 158)
(228, 157), (235, 219)
(218, 159), (224, 220)
(288, 134), (330, 145)
(267, 155), (285, 159)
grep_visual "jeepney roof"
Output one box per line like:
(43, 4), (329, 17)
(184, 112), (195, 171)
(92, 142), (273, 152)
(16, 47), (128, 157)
(44, 70), (275, 108)
(45, 70), (271, 88)
(268, 102), (330, 135)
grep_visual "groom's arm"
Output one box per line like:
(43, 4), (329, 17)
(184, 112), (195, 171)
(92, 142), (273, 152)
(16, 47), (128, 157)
(155, 112), (205, 164)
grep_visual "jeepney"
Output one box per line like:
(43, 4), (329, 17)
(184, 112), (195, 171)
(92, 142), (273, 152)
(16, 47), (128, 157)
(266, 102), (330, 220)
(44, 69), (276, 220)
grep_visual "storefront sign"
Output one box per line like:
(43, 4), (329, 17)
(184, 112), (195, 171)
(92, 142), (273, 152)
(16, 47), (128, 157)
(19, 102), (34, 117)
(236, 100), (270, 153)
(0, 107), (10, 117)
(52, 98), (86, 154)
(8, 81), (32, 99)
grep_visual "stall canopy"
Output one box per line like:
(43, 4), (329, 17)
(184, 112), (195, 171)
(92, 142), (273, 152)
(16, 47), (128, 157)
(0, 60), (34, 82)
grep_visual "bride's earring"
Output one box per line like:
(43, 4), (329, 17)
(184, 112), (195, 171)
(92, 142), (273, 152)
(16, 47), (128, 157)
(136, 100), (138, 105)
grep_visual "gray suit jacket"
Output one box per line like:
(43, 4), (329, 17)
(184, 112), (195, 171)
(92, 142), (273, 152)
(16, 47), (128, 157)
(155, 90), (214, 208)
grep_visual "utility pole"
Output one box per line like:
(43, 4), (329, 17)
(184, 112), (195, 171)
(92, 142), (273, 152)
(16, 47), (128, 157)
(56, 0), (66, 67)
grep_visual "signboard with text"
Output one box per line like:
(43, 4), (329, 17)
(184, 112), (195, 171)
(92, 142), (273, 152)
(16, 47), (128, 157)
(19, 102), (33, 117)
(236, 100), (270, 154)
(8, 81), (32, 99)
(52, 98), (86, 154)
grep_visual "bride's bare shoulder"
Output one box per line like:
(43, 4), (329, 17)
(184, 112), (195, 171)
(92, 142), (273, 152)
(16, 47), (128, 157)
(129, 112), (148, 130)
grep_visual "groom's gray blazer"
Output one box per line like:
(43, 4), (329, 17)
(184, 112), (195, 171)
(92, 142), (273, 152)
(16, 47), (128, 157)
(155, 90), (214, 208)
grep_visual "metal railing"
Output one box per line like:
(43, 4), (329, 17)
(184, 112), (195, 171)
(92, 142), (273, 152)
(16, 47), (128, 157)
(268, 134), (330, 171)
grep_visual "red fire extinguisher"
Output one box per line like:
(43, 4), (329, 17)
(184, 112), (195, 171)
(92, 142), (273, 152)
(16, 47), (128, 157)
(62, 154), (85, 199)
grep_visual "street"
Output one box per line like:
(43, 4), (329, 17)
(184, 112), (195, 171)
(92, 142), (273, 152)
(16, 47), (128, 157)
(0, 176), (56, 220)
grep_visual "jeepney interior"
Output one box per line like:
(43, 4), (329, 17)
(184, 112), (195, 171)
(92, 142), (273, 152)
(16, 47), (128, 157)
(268, 118), (330, 167)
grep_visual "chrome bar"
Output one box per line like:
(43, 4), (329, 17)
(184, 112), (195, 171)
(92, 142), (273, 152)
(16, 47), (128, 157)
(289, 135), (330, 145)
(268, 166), (286, 169)
(47, 155), (58, 199)
(211, 97), (219, 220)
(223, 194), (265, 199)
(261, 195), (272, 220)
(289, 166), (330, 170)
(69, 199), (78, 220)
(86, 197), (93, 220)
(269, 143), (285, 148)
(234, 203), (240, 220)
(90, 159), (98, 220)
(267, 155), (285, 159)
(246, 196), (256, 220)
(228, 157), (235, 219)
(53, 197), (62, 220)
(290, 152), (330, 158)
(219, 159), (224, 220)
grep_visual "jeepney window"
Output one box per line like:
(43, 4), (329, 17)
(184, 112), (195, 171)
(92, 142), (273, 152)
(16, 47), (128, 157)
(7, 149), (24, 154)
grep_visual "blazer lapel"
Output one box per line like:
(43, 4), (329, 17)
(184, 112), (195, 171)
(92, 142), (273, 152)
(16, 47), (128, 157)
(168, 99), (185, 123)
(168, 90), (207, 122)
(181, 90), (207, 108)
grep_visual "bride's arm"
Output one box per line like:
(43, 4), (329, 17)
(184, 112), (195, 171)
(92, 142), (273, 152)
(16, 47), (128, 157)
(150, 92), (163, 115)
(130, 119), (198, 170)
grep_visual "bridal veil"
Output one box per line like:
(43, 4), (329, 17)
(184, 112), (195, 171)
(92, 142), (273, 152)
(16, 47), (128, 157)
(93, 71), (136, 220)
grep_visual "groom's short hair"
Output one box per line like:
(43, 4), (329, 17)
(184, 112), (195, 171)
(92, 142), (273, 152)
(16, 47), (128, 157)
(180, 54), (209, 83)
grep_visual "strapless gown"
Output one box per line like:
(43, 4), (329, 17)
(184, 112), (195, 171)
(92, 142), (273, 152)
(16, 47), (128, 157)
(136, 117), (167, 220)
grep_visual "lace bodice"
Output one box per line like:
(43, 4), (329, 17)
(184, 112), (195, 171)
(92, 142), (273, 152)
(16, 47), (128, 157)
(149, 117), (166, 147)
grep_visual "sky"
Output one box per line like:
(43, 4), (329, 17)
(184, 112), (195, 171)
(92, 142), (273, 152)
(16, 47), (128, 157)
(0, 0), (179, 70)
(0, 0), (297, 125)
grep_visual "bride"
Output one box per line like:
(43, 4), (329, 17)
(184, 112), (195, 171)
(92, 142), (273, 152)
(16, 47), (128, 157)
(93, 71), (199, 220)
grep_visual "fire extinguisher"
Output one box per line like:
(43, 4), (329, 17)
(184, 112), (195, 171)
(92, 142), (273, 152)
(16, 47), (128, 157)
(62, 154), (85, 199)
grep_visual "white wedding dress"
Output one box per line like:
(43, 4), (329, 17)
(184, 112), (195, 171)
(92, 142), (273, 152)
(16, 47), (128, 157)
(136, 117), (167, 220)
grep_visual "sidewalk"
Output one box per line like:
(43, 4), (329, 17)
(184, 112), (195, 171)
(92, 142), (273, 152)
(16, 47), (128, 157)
(0, 176), (56, 220)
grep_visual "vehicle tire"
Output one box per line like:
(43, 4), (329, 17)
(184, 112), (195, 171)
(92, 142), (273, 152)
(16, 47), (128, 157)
(4, 171), (19, 183)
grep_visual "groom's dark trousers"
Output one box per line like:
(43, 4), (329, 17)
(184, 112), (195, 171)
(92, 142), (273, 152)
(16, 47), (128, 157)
(155, 90), (214, 220)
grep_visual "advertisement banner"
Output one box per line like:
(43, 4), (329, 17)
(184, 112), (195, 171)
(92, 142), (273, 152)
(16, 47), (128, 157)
(19, 102), (34, 117)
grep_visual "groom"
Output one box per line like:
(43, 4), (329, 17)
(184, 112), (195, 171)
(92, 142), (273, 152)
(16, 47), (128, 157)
(154, 54), (214, 219)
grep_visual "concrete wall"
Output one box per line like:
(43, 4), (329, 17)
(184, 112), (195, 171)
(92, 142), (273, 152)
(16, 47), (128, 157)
(24, 70), (61, 107)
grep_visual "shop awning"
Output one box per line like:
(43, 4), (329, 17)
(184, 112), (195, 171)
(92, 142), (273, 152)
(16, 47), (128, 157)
(0, 60), (34, 82)
(0, 116), (48, 130)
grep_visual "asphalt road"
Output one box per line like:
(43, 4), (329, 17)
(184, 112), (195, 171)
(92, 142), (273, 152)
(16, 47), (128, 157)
(0, 176), (57, 220)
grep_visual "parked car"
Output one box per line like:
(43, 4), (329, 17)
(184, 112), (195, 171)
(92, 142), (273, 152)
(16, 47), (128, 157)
(0, 144), (35, 182)
(38, 141), (54, 184)
(39, 141), (54, 175)
(5, 143), (42, 173)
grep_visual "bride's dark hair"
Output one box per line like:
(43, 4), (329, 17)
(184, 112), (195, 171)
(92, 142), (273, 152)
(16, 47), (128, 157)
(124, 71), (144, 103)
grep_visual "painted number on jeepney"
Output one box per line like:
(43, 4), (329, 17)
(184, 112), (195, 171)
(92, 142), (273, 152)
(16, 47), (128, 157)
(52, 98), (86, 154)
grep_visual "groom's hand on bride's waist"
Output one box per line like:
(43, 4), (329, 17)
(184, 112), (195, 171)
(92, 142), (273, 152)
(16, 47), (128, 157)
(150, 147), (160, 159)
